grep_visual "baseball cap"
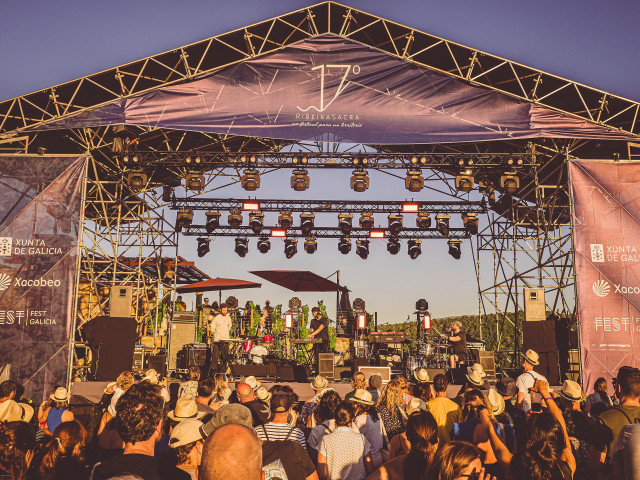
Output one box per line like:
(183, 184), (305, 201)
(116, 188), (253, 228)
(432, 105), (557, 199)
(270, 393), (292, 413)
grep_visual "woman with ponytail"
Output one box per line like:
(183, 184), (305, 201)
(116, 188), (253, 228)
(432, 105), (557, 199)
(0, 421), (37, 480)
(30, 420), (89, 480)
(425, 441), (495, 480)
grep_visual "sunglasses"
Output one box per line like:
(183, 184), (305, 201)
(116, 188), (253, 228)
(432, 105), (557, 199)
(459, 468), (480, 480)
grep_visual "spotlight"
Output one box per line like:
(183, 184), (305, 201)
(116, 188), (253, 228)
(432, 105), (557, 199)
(356, 240), (370, 259)
(353, 298), (366, 311)
(456, 157), (474, 167)
(405, 170), (424, 192)
(300, 213), (315, 235)
(359, 212), (374, 230)
(228, 209), (243, 228)
(175, 208), (193, 232)
(197, 237), (210, 257)
(270, 229), (287, 237)
(185, 156), (193, 164)
(338, 237), (352, 254)
(388, 214), (403, 235)
(291, 169), (310, 191)
(462, 212), (479, 235)
(416, 299), (429, 311)
(500, 172), (519, 194)
(194, 156), (202, 165)
(410, 155), (419, 165)
(416, 212), (431, 230)
(126, 170), (147, 191)
(257, 237), (271, 254)
(278, 210), (293, 229)
(249, 212), (264, 234)
(185, 173), (205, 192)
(241, 169), (260, 191)
(436, 215), (450, 236)
(352, 155), (369, 166)
(402, 203), (419, 213)
(408, 239), (422, 259)
(455, 172), (474, 193)
(162, 185), (173, 202)
(369, 230), (385, 239)
(338, 214), (353, 234)
(504, 156), (524, 167)
(284, 239), (298, 259)
(304, 237), (318, 254)
(448, 239), (462, 259)
(205, 211), (221, 233)
(387, 236), (400, 255)
(235, 238), (249, 258)
(350, 170), (369, 192)
(242, 201), (260, 211)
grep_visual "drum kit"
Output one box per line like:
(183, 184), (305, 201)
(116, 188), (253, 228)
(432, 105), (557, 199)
(237, 333), (285, 365)
(405, 339), (451, 371)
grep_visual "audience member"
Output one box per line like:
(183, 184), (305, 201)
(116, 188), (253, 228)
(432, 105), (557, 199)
(0, 421), (37, 480)
(369, 375), (383, 404)
(351, 389), (384, 468)
(211, 373), (231, 404)
(255, 387), (272, 408)
(41, 387), (74, 436)
(515, 349), (547, 413)
(104, 371), (135, 417)
(426, 374), (460, 443)
(164, 418), (207, 480)
(178, 367), (201, 399)
(200, 424), (263, 480)
(141, 369), (171, 403)
(168, 397), (206, 424)
(236, 382), (270, 426)
(376, 379), (407, 442)
(0, 397), (34, 423)
(346, 372), (367, 401)
(611, 423), (640, 480)
(301, 375), (329, 429)
(255, 393), (307, 447)
(29, 420), (88, 480)
(494, 377), (525, 451)
(424, 440), (486, 480)
(0, 380), (18, 403)
(563, 410), (591, 480)
(195, 378), (217, 415)
(557, 380), (584, 412)
(389, 397), (426, 459)
(585, 377), (614, 414)
(308, 390), (343, 461)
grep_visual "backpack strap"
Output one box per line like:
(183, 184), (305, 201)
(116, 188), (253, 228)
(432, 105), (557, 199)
(258, 424), (270, 442)
(284, 426), (296, 441)
(612, 406), (633, 424)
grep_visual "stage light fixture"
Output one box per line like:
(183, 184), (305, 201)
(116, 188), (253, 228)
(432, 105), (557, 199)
(162, 185), (173, 203)
(448, 239), (462, 259)
(356, 240), (370, 259)
(284, 312), (294, 329)
(416, 299), (429, 311)
(369, 230), (385, 239)
(175, 208), (193, 232)
(422, 312), (432, 330)
(357, 313), (367, 330)
(353, 298), (366, 311)
(228, 209), (243, 228)
(284, 239), (298, 259)
(304, 237), (318, 254)
(352, 155), (369, 166)
(249, 212), (264, 234)
(242, 201), (260, 211)
(359, 212), (374, 230)
(131, 155), (140, 164)
(350, 170), (369, 192)
(234, 238), (249, 257)
(410, 155), (419, 165)
(338, 236), (352, 255)
(205, 211), (221, 233)
(436, 215), (450, 236)
(278, 210), (293, 229)
(270, 229), (286, 238)
(240, 169), (260, 191)
(388, 214), (403, 235)
(185, 156), (193, 164)
(186, 173), (205, 192)
(500, 172), (520, 194)
(194, 156), (202, 165)
(338, 214), (353, 234)
(300, 213), (315, 235)
(456, 157), (474, 167)
(291, 169), (310, 191)
(416, 212), (431, 230)
(455, 172), (474, 193)
(405, 170), (424, 192)
(505, 156), (524, 167)
(387, 236), (400, 255)
(408, 239), (422, 259)
(126, 170), (147, 191)
(197, 237), (210, 257)
(402, 203), (419, 213)
(257, 237), (271, 254)
(462, 212), (479, 235)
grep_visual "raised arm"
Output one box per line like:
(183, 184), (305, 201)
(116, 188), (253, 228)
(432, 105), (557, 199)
(479, 407), (513, 475)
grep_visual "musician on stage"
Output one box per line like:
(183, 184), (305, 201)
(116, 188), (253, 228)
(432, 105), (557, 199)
(441, 320), (467, 369)
(257, 300), (273, 336)
(209, 302), (232, 372)
(309, 307), (330, 356)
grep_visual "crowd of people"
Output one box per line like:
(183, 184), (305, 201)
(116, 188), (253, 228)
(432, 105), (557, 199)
(0, 348), (639, 480)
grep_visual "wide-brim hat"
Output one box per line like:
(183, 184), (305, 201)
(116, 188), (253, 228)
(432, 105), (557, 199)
(143, 369), (159, 384)
(559, 380), (584, 403)
(201, 404), (253, 437)
(350, 389), (374, 405)
(243, 376), (261, 390)
(0, 400), (33, 423)
(103, 382), (117, 394)
(170, 419), (206, 448)
(167, 397), (206, 422)
(522, 349), (540, 366)
(466, 370), (485, 387)
(469, 363), (487, 378)
(413, 368), (430, 383)
(406, 397), (427, 415)
(496, 377), (517, 397)
(311, 375), (329, 391)
(487, 388), (505, 416)
(255, 387), (272, 403)
(452, 320), (463, 328)
(50, 387), (70, 402)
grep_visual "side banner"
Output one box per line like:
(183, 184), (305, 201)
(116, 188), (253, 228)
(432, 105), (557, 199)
(570, 160), (640, 393)
(0, 155), (86, 401)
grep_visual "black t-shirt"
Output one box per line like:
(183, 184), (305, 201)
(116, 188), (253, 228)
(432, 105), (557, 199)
(310, 316), (329, 341)
(244, 399), (270, 426)
(451, 329), (467, 354)
(91, 453), (162, 480)
(262, 440), (316, 480)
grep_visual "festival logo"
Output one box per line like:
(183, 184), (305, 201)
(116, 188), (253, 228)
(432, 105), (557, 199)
(592, 280), (610, 298)
(0, 237), (11, 256)
(297, 64), (359, 113)
(0, 273), (10, 291)
(590, 244), (605, 263)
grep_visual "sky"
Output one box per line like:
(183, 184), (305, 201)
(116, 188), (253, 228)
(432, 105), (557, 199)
(1, 0), (638, 324)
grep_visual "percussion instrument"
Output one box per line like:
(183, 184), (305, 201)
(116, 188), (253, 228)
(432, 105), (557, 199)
(242, 340), (255, 354)
(262, 335), (273, 343)
(248, 345), (269, 364)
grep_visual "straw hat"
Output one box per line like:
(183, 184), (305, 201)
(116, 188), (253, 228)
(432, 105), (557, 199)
(243, 376), (261, 390)
(50, 387), (70, 402)
(466, 369), (485, 387)
(413, 368), (430, 383)
(167, 397), (206, 421)
(310, 375), (329, 391)
(255, 387), (272, 403)
(469, 363), (487, 378)
(169, 419), (206, 448)
(350, 389), (374, 406)
(143, 369), (159, 384)
(103, 382), (117, 394)
(406, 397), (427, 415)
(496, 377), (517, 397)
(0, 400), (34, 423)
(559, 380), (584, 403)
(522, 349), (540, 366)
(319, 387), (335, 398)
(487, 388), (505, 416)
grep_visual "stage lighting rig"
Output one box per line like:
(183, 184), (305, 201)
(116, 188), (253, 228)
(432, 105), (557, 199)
(455, 171), (474, 193)
(338, 236), (352, 254)
(405, 170), (425, 192)
(197, 237), (210, 257)
(462, 212), (479, 234)
(235, 238), (249, 257)
(228, 209), (243, 228)
(241, 169), (260, 191)
(356, 240), (370, 259)
(436, 215), (450, 236)
(185, 173), (205, 192)
(387, 236), (400, 255)
(416, 212), (431, 230)
(291, 154), (309, 165)
(175, 208), (193, 232)
(249, 212), (264, 234)
(352, 155), (369, 166)
(408, 239), (422, 259)
(300, 213), (315, 235)
(338, 214), (353, 234)
(456, 157), (474, 167)
(448, 239), (462, 259)
(359, 212), (374, 230)
(304, 237), (318, 254)
(284, 239), (298, 259)
(291, 169), (310, 191)
(504, 156), (524, 167)
(416, 299), (429, 311)
(500, 172), (520, 194)
(205, 211), (221, 233)
(126, 170), (147, 191)
(278, 210), (293, 229)
(350, 170), (369, 192)
(257, 237), (271, 254)
(388, 214), (403, 235)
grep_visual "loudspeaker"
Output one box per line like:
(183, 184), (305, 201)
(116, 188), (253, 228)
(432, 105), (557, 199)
(132, 348), (145, 374)
(425, 368), (445, 380)
(82, 316), (137, 381)
(353, 358), (370, 372)
(176, 344), (211, 377)
(110, 286), (132, 318)
(523, 288), (546, 321)
(478, 351), (496, 380)
(234, 364), (277, 378)
(277, 365), (309, 382)
(318, 354), (335, 381)
(357, 366), (391, 384)
(523, 319), (561, 385)
(168, 321), (197, 371)
(145, 354), (166, 377)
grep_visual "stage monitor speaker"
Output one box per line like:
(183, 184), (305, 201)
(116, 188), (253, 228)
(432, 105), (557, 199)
(145, 354), (166, 377)
(168, 321), (197, 371)
(82, 316), (137, 381)
(425, 368), (446, 380)
(357, 366), (391, 385)
(318, 354), (335, 381)
(524, 288), (545, 321)
(110, 286), (132, 318)
(478, 351), (496, 380)
(276, 365), (309, 382)
(353, 358), (370, 373)
(233, 364), (277, 378)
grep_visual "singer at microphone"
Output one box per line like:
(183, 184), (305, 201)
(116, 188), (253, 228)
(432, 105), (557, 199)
(441, 320), (467, 369)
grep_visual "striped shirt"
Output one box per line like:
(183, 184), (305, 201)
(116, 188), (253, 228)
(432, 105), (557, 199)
(255, 422), (306, 448)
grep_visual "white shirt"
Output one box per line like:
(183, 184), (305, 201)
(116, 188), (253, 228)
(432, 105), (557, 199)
(319, 426), (371, 480)
(515, 370), (547, 413)
(210, 314), (232, 341)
